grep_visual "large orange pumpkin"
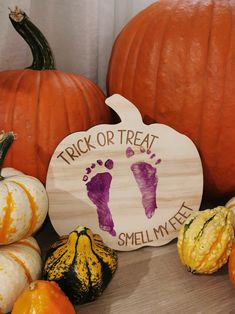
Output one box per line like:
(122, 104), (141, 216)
(0, 7), (111, 184)
(107, 0), (235, 199)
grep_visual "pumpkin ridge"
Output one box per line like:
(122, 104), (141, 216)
(190, 208), (233, 272)
(210, 1), (233, 183)
(178, 216), (196, 265)
(153, 0), (182, 120)
(44, 249), (69, 276)
(77, 79), (94, 126)
(86, 234), (114, 285)
(68, 235), (93, 303)
(45, 71), (62, 152)
(38, 71), (51, 168)
(15, 240), (41, 255)
(209, 238), (232, 273)
(51, 70), (71, 134)
(194, 214), (216, 241)
(197, 0), (214, 155)
(181, 211), (217, 266)
(44, 233), (79, 280)
(49, 236), (68, 250)
(68, 74), (91, 127)
(0, 188), (15, 244)
(83, 80), (106, 125)
(5, 251), (32, 283)
(12, 180), (38, 238)
(109, 10), (146, 93)
(92, 240), (118, 274)
(180, 0), (201, 129)
(126, 4), (163, 100)
(72, 235), (104, 303)
(189, 212), (216, 266)
(35, 70), (42, 180)
(215, 0), (233, 171)
(194, 218), (229, 272)
(84, 259), (95, 300)
(9, 70), (28, 166)
(181, 213), (206, 265)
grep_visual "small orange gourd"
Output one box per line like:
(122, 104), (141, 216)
(11, 280), (76, 314)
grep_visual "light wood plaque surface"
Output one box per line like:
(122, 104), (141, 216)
(46, 94), (203, 250)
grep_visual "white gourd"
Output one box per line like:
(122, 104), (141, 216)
(0, 132), (48, 244)
(0, 237), (42, 313)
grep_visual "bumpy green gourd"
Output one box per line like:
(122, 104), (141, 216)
(177, 206), (234, 274)
(43, 226), (118, 304)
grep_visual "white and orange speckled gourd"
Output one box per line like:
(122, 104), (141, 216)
(0, 236), (42, 314)
(0, 131), (48, 244)
(177, 206), (234, 274)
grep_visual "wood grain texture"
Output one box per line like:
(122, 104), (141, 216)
(36, 216), (235, 314)
(46, 94), (203, 251)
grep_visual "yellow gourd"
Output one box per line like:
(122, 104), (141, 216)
(177, 206), (234, 274)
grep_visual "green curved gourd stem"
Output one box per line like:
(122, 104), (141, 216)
(9, 7), (56, 70)
(0, 132), (15, 181)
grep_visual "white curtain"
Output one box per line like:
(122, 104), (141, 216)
(0, 0), (156, 93)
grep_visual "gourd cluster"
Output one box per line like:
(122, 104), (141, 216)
(2, 1), (235, 313)
(0, 7), (116, 314)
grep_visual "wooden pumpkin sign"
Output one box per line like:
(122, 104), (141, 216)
(46, 94), (203, 251)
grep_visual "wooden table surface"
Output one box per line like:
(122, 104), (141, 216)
(36, 212), (235, 314)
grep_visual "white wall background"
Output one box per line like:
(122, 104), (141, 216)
(0, 0), (156, 93)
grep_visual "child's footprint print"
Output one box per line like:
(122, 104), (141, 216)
(83, 159), (116, 237)
(126, 147), (161, 219)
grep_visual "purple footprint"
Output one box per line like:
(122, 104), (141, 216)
(83, 159), (116, 236)
(126, 147), (161, 219)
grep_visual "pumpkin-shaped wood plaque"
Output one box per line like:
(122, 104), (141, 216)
(46, 94), (203, 251)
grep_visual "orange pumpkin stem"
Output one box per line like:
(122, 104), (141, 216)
(9, 6), (56, 70)
(0, 131), (15, 180)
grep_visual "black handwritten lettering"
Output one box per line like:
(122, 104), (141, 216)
(153, 223), (169, 239)
(65, 146), (79, 160)
(84, 135), (96, 151)
(149, 134), (159, 149)
(126, 130), (135, 145)
(118, 233), (125, 246)
(106, 131), (115, 145)
(72, 143), (81, 156)
(168, 217), (178, 230)
(126, 233), (135, 246)
(135, 232), (142, 245)
(118, 129), (126, 144)
(169, 201), (194, 230)
(117, 230), (154, 246)
(77, 139), (88, 154)
(97, 132), (106, 146)
(179, 202), (194, 217)
(134, 131), (143, 146)
(57, 151), (70, 164)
